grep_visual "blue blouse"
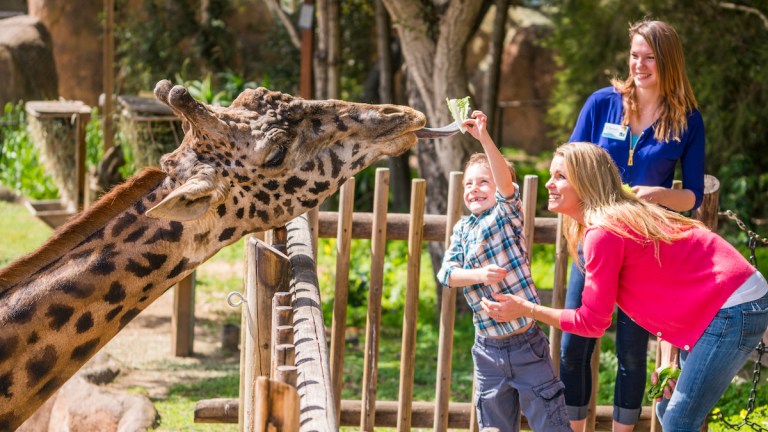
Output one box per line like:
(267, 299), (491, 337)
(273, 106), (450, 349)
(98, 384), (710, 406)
(569, 87), (706, 209)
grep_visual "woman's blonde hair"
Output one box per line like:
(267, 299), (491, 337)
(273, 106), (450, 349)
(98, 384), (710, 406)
(555, 142), (706, 261)
(611, 19), (697, 143)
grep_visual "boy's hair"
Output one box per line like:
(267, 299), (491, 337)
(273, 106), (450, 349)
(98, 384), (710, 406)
(464, 152), (517, 183)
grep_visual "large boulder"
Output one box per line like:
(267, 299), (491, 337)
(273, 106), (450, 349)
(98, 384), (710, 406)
(0, 15), (58, 107)
(28, 0), (102, 106)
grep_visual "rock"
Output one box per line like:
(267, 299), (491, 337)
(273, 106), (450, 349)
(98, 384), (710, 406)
(0, 15), (58, 107)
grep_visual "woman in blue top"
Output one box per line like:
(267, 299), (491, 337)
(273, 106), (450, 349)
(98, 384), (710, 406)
(562, 19), (705, 432)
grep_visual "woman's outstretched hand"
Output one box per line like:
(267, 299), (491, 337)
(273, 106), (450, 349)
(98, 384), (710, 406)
(481, 291), (527, 322)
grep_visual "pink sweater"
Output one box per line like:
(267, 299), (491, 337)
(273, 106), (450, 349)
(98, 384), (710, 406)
(560, 226), (755, 350)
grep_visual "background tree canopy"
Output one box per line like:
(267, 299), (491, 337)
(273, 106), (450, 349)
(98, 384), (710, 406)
(545, 0), (768, 239)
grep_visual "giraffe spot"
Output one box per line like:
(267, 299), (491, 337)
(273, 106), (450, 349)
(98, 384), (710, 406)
(264, 179), (280, 191)
(126, 252), (168, 277)
(77, 227), (105, 247)
(352, 143), (360, 156)
(308, 181), (330, 195)
(249, 203), (256, 219)
(218, 227), (237, 242)
(234, 173), (250, 183)
(233, 195), (239, 205)
(46, 304), (74, 330)
(8, 303), (34, 324)
(144, 221), (184, 244)
(274, 205), (284, 218)
(54, 279), (95, 299)
(0, 372), (12, 398)
(71, 338), (100, 361)
(104, 281), (127, 304)
(0, 416), (14, 431)
(242, 185), (252, 192)
(273, 193), (282, 202)
(27, 331), (39, 345)
(194, 231), (211, 246)
(299, 198), (319, 209)
(141, 283), (154, 293)
(348, 110), (364, 123)
(224, 159), (232, 167)
(89, 245), (120, 275)
(284, 176), (307, 195)
(124, 226), (148, 243)
(105, 306), (123, 322)
(235, 207), (245, 219)
(256, 210), (270, 224)
(254, 190), (270, 205)
(333, 115), (348, 131)
(75, 312), (94, 333)
(111, 212), (138, 237)
(139, 296), (149, 302)
(317, 159), (326, 176)
(329, 150), (343, 179)
(222, 169), (229, 177)
(146, 192), (157, 202)
(134, 199), (147, 214)
(36, 377), (60, 397)
(168, 258), (189, 279)
(119, 308), (142, 329)
(311, 118), (322, 134)
(0, 335), (20, 363)
(350, 155), (367, 171)
(25, 345), (57, 385)
(235, 159), (244, 168)
(301, 159), (316, 172)
(217, 203), (227, 217)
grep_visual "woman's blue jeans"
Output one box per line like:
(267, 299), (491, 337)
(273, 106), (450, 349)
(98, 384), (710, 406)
(656, 290), (768, 431)
(560, 253), (649, 425)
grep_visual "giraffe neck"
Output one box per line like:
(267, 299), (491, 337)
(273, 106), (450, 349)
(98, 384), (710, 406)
(0, 169), (255, 430)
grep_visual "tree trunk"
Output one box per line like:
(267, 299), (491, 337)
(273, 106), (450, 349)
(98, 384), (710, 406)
(481, 0), (510, 134)
(314, 0), (328, 98)
(381, 0), (487, 313)
(327, 0), (340, 98)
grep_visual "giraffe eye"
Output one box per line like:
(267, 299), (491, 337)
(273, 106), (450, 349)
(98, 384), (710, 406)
(264, 145), (287, 167)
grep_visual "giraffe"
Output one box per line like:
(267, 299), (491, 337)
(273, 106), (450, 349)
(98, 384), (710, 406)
(0, 79), (426, 431)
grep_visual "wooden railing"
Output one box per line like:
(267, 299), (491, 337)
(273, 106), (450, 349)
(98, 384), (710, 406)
(194, 170), (720, 432)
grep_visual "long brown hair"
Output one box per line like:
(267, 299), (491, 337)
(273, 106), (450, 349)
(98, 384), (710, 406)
(611, 19), (697, 142)
(555, 143), (706, 261)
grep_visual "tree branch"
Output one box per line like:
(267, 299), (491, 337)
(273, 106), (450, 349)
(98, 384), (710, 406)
(718, 1), (768, 29)
(263, 0), (302, 49)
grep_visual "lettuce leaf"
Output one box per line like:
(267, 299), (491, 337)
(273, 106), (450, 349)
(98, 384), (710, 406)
(446, 97), (472, 133)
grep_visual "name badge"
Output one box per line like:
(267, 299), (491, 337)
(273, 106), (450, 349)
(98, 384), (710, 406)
(601, 123), (629, 140)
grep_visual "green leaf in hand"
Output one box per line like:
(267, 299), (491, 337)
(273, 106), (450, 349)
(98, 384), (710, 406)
(647, 365), (681, 401)
(446, 97), (472, 133)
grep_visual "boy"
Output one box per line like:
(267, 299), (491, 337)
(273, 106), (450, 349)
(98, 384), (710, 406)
(437, 111), (570, 431)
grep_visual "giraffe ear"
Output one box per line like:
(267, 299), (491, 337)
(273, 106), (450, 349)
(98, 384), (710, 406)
(146, 173), (229, 221)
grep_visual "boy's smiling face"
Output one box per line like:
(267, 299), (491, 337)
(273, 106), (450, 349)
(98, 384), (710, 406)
(463, 163), (497, 215)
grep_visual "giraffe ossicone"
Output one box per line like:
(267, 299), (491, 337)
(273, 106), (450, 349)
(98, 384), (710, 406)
(0, 80), (426, 431)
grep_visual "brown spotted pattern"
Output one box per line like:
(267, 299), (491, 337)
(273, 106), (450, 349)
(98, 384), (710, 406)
(0, 80), (425, 430)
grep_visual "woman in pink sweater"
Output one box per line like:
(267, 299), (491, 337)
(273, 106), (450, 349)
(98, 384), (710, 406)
(483, 142), (768, 431)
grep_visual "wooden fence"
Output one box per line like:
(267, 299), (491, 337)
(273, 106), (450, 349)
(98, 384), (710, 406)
(194, 169), (720, 431)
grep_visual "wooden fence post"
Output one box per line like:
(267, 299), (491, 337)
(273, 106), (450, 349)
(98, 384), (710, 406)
(397, 179), (427, 432)
(254, 377), (300, 432)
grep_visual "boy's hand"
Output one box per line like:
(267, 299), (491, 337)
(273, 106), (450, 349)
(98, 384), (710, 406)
(462, 110), (489, 142)
(479, 264), (507, 284)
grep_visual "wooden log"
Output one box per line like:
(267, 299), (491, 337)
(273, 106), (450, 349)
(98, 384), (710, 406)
(243, 238), (290, 431)
(172, 272), (195, 357)
(254, 377), (300, 432)
(285, 214), (338, 431)
(330, 178), (355, 420)
(549, 214), (568, 370)
(692, 174), (720, 230)
(195, 398), (655, 430)
(275, 344), (295, 369)
(317, 211), (560, 243)
(360, 168), (390, 431)
(434, 172), (464, 432)
(276, 365), (298, 388)
(397, 179), (426, 432)
(522, 175), (539, 254)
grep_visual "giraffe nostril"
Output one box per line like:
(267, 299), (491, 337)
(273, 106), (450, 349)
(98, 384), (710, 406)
(381, 107), (402, 116)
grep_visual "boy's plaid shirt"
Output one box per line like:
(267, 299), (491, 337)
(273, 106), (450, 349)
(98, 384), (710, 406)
(437, 189), (540, 336)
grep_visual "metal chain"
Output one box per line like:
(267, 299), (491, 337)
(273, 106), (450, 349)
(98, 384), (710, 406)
(712, 210), (767, 430)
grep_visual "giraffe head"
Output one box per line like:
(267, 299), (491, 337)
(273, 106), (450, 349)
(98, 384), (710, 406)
(146, 80), (425, 230)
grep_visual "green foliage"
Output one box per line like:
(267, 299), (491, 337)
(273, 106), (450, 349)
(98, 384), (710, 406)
(0, 201), (53, 267)
(0, 102), (58, 200)
(708, 378), (768, 431)
(114, 0), (236, 94)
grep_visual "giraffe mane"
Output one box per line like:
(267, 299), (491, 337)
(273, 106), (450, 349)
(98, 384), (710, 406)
(0, 167), (167, 292)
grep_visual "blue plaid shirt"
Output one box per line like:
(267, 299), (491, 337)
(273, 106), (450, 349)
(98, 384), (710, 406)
(437, 189), (539, 336)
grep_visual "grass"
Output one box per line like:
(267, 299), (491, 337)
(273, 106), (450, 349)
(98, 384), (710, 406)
(0, 200), (53, 266)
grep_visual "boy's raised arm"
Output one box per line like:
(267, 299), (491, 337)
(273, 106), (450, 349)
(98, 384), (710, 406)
(462, 110), (515, 197)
